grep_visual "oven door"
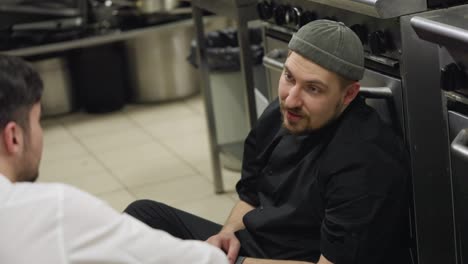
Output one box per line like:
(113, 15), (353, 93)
(359, 69), (405, 137)
(262, 27), (291, 101)
(263, 47), (285, 100)
(448, 108), (468, 263)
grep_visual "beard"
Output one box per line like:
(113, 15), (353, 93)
(279, 99), (345, 135)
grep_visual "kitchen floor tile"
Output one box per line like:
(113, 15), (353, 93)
(40, 170), (123, 196)
(143, 115), (207, 141)
(39, 98), (240, 220)
(219, 169), (241, 193)
(95, 142), (195, 188)
(42, 120), (76, 145)
(124, 102), (197, 127)
(60, 112), (135, 138)
(183, 95), (205, 116)
(78, 128), (155, 154)
(41, 140), (89, 162)
(40, 155), (107, 182)
(230, 193), (240, 202)
(99, 189), (137, 213)
(161, 131), (211, 164)
(196, 160), (240, 193)
(129, 175), (215, 206)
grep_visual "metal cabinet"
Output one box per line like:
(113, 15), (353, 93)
(449, 110), (468, 263)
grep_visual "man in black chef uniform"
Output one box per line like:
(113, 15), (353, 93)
(124, 20), (410, 264)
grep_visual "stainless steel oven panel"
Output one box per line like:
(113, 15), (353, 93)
(448, 111), (468, 263)
(410, 5), (468, 52)
(263, 0), (403, 60)
(404, 11), (460, 264)
(298, 0), (426, 18)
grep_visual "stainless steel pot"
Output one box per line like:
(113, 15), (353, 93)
(124, 16), (234, 102)
(125, 19), (197, 102)
(136, 0), (179, 14)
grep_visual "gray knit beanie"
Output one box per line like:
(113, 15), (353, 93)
(288, 20), (365, 80)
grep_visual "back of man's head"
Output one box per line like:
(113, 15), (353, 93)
(0, 55), (43, 131)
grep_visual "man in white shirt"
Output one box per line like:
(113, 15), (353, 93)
(0, 54), (229, 264)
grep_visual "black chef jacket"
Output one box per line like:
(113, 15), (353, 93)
(236, 97), (410, 264)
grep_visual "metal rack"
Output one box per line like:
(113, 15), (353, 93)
(191, 0), (259, 193)
(0, 19), (193, 57)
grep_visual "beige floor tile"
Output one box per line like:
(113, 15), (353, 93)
(95, 142), (195, 188)
(99, 189), (137, 212)
(42, 120), (76, 145)
(78, 128), (155, 154)
(61, 112), (135, 138)
(129, 175), (215, 206)
(177, 194), (236, 224)
(40, 155), (107, 182)
(196, 160), (241, 193)
(220, 169), (241, 192)
(143, 115), (207, 141)
(161, 131), (211, 164)
(190, 157), (213, 179)
(40, 170), (123, 195)
(40, 101), (243, 219)
(183, 95), (205, 115)
(230, 193), (240, 202)
(42, 117), (88, 162)
(124, 102), (198, 127)
(42, 140), (89, 162)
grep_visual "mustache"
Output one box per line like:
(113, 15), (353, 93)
(279, 101), (305, 116)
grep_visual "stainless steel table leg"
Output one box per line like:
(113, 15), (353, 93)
(192, 6), (225, 193)
(236, 17), (258, 128)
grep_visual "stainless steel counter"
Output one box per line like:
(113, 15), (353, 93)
(1, 14), (194, 57)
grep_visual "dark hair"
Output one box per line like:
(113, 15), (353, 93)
(0, 55), (43, 130)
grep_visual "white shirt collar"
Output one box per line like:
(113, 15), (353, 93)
(0, 174), (13, 203)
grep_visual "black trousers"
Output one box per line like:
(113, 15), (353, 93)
(124, 200), (267, 258)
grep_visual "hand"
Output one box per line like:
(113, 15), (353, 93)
(206, 231), (241, 264)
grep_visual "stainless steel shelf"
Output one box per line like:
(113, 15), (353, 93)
(192, 0), (258, 193)
(0, 18), (195, 57)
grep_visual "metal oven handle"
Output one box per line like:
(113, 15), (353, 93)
(451, 129), (468, 162)
(359, 86), (393, 99)
(263, 49), (287, 73)
(411, 16), (468, 49)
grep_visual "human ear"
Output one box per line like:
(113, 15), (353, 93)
(2, 122), (23, 155)
(343, 82), (360, 106)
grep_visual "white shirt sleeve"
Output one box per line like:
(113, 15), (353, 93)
(59, 185), (228, 264)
